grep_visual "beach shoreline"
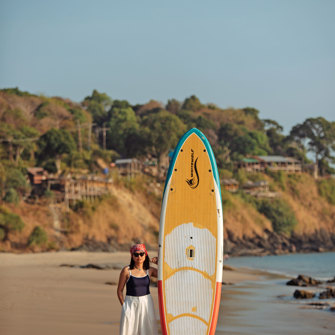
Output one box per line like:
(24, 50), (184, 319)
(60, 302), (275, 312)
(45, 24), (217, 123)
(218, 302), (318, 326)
(0, 251), (262, 335)
(0, 251), (334, 335)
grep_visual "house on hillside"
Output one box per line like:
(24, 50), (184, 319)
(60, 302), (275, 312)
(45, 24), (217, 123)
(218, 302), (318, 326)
(237, 156), (301, 173)
(115, 158), (142, 177)
(63, 175), (113, 207)
(27, 167), (48, 197)
(242, 180), (269, 193)
(222, 179), (239, 192)
(27, 167), (48, 185)
(26, 167), (114, 204)
(242, 180), (279, 198)
(142, 158), (158, 177)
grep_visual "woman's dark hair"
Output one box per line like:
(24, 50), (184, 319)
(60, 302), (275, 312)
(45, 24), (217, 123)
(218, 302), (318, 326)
(129, 254), (150, 270)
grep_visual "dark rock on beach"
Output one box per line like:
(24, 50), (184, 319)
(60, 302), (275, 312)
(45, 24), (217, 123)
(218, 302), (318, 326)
(319, 287), (335, 299)
(222, 281), (234, 285)
(223, 265), (235, 271)
(60, 263), (124, 270)
(105, 281), (117, 285)
(293, 289), (316, 299)
(287, 275), (322, 287)
(80, 263), (111, 270)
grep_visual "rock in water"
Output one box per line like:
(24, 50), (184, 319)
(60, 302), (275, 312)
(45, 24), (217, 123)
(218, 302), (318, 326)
(319, 287), (335, 299)
(293, 289), (316, 299)
(287, 274), (322, 287)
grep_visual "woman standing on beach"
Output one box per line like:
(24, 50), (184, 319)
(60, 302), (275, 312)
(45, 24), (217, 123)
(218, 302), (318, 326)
(117, 243), (158, 335)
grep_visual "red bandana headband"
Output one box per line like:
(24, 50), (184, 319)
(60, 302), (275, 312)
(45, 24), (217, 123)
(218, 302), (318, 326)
(130, 243), (147, 256)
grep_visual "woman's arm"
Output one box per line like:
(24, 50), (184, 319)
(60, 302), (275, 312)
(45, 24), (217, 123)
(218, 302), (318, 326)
(149, 257), (158, 278)
(117, 266), (129, 305)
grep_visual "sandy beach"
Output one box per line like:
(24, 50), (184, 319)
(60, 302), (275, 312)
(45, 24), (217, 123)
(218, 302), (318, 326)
(1, 251), (334, 335)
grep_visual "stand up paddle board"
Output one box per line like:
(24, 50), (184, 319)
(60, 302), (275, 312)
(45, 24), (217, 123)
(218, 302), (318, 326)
(158, 128), (223, 335)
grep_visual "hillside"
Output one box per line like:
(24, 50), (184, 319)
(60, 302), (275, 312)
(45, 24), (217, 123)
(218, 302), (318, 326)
(1, 173), (334, 255)
(0, 88), (334, 255)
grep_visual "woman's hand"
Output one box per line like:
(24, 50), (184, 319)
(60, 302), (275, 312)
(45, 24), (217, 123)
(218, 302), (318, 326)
(150, 256), (158, 265)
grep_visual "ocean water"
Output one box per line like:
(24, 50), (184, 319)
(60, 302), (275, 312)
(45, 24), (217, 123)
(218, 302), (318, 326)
(217, 252), (335, 335)
(224, 252), (335, 280)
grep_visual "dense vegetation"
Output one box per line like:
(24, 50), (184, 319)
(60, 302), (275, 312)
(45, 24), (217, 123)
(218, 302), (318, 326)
(1, 88), (334, 177)
(0, 87), (334, 245)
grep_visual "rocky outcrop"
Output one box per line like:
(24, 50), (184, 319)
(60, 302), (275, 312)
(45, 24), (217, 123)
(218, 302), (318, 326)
(225, 228), (335, 257)
(293, 287), (335, 301)
(289, 229), (335, 253)
(289, 274), (335, 309)
(287, 275), (322, 287)
(293, 289), (316, 299)
(67, 228), (334, 255)
(319, 287), (335, 299)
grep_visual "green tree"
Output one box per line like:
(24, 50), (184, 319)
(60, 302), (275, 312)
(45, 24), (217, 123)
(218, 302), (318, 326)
(28, 226), (48, 246)
(243, 107), (264, 130)
(5, 168), (30, 197)
(290, 117), (335, 176)
(231, 134), (265, 156)
(124, 128), (151, 157)
(83, 90), (113, 127)
(176, 110), (196, 129)
(181, 95), (202, 111)
(218, 123), (270, 159)
(177, 110), (216, 133)
(0, 124), (40, 164)
(248, 130), (272, 154)
(3, 188), (20, 204)
(107, 106), (139, 155)
(141, 110), (186, 176)
(112, 100), (131, 109)
(263, 119), (284, 154)
(0, 206), (25, 241)
(0, 123), (19, 162)
(12, 126), (40, 164)
(194, 116), (216, 132)
(83, 90), (113, 110)
(37, 129), (76, 173)
(69, 107), (88, 124)
(256, 199), (298, 234)
(166, 99), (181, 114)
(85, 101), (107, 126)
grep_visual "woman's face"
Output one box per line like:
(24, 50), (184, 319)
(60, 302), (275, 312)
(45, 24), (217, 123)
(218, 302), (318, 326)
(132, 251), (146, 264)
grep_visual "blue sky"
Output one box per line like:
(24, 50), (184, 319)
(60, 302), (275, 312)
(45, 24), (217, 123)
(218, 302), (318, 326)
(1, 0), (334, 133)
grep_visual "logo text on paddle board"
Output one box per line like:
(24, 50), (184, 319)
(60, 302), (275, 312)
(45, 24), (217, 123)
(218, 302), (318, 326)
(186, 149), (199, 189)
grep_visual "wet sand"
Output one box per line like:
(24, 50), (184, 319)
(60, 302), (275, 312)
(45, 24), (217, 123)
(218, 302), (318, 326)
(219, 279), (335, 335)
(0, 252), (334, 334)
